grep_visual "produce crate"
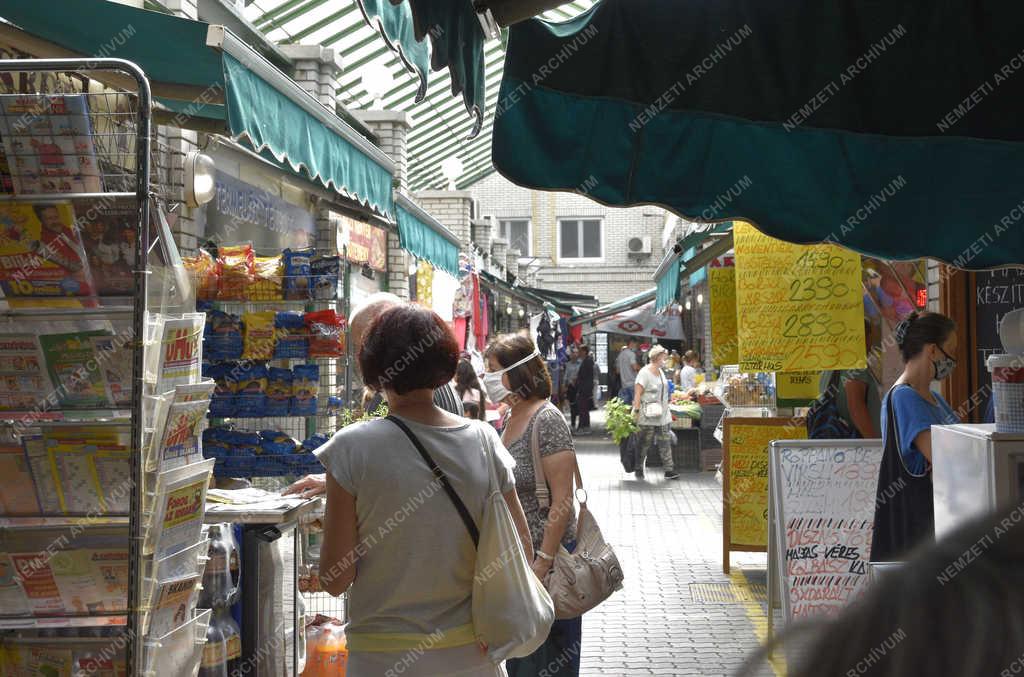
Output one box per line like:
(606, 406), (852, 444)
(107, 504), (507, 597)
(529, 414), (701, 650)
(210, 453), (324, 477)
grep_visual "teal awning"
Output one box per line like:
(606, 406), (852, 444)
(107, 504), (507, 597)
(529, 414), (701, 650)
(0, 0), (395, 220)
(395, 194), (461, 277)
(570, 288), (657, 327)
(653, 222), (733, 311)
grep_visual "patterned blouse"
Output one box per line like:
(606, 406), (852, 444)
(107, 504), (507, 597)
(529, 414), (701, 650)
(505, 405), (578, 551)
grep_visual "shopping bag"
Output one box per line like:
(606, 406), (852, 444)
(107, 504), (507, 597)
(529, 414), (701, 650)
(620, 432), (637, 473)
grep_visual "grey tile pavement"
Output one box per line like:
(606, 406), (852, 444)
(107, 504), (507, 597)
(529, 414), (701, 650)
(572, 414), (779, 677)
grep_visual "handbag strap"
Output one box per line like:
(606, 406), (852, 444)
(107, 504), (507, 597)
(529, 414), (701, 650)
(386, 415), (480, 547)
(529, 402), (586, 511)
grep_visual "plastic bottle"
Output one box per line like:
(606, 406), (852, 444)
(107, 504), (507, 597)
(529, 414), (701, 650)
(302, 622), (347, 676)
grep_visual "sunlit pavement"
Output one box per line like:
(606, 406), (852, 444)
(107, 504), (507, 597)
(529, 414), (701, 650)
(574, 411), (777, 677)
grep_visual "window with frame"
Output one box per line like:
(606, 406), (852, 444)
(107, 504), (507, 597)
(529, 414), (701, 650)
(559, 218), (603, 260)
(498, 219), (530, 256)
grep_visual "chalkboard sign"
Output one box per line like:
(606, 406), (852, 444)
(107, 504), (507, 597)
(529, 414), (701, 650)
(975, 268), (1024, 418)
(768, 440), (883, 623)
(722, 417), (806, 573)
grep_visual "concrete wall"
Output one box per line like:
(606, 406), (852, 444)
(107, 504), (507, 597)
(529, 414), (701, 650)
(468, 171), (668, 305)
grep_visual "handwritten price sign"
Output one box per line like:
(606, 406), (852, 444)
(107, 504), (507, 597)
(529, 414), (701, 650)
(733, 222), (866, 372)
(709, 267), (739, 365)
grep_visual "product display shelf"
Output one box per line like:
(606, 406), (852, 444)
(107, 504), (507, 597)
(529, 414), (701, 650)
(0, 59), (213, 676)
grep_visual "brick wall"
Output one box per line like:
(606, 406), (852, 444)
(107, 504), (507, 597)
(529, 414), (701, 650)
(352, 111), (410, 193)
(414, 190), (472, 247)
(468, 171), (668, 304)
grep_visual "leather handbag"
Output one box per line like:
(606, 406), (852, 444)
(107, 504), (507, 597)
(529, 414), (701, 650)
(530, 404), (624, 619)
(387, 416), (554, 663)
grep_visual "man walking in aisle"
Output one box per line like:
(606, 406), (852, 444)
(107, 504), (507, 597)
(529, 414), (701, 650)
(574, 344), (596, 435)
(616, 337), (640, 405)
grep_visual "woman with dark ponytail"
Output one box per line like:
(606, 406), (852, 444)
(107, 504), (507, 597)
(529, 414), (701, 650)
(871, 311), (960, 562)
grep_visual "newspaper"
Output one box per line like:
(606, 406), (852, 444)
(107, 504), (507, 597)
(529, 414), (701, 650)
(146, 380), (215, 473)
(0, 333), (51, 411)
(147, 313), (204, 390)
(146, 573), (200, 637)
(146, 458), (214, 559)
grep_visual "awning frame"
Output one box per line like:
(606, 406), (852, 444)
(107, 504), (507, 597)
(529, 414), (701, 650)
(569, 287), (657, 326)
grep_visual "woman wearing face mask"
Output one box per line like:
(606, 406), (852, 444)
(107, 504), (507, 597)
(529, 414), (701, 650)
(483, 335), (582, 677)
(632, 345), (678, 481)
(871, 311), (959, 562)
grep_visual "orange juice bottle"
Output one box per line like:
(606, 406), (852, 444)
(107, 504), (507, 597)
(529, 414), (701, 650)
(303, 623), (348, 676)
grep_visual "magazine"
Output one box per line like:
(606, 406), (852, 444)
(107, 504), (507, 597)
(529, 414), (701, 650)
(90, 333), (133, 407)
(0, 333), (51, 411)
(38, 330), (112, 408)
(22, 435), (61, 515)
(6, 551), (65, 616)
(147, 381), (214, 473)
(0, 201), (97, 301)
(0, 443), (40, 515)
(146, 573), (200, 637)
(73, 196), (137, 296)
(148, 313), (204, 390)
(0, 555), (31, 617)
(0, 93), (103, 194)
(145, 458), (214, 559)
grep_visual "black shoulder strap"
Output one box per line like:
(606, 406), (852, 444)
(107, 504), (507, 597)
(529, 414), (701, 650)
(386, 415), (480, 547)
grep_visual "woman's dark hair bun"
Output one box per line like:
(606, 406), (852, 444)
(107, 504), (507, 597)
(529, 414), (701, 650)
(894, 311), (955, 362)
(893, 311), (920, 348)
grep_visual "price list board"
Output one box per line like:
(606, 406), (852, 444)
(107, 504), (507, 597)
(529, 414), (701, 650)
(733, 222), (866, 373)
(709, 266), (739, 365)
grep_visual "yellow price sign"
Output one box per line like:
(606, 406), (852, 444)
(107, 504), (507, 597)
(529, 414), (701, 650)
(709, 266), (739, 365)
(733, 222), (866, 373)
(777, 371), (823, 405)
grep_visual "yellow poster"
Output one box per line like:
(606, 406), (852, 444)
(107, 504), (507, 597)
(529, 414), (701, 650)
(734, 222), (865, 372)
(727, 420), (807, 547)
(709, 266), (739, 365)
(777, 371), (823, 405)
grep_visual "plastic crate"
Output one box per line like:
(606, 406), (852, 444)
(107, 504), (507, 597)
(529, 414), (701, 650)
(210, 453), (324, 478)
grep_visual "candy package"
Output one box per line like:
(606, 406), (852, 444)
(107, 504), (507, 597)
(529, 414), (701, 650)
(205, 310), (243, 361)
(242, 311), (276, 360)
(283, 248), (313, 300)
(183, 249), (218, 300)
(227, 430), (260, 456)
(274, 311), (308, 359)
(203, 363), (236, 418)
(291, 364), (319, 416)
(248, 255), (283, 301)
(234, 364), (268, 417)
(259, 430), (297, 455)
(311, 255), (340, 301)
(217, 243), (254, 300)
(305, 309), (345, 358)
(265, 367), (293, 416)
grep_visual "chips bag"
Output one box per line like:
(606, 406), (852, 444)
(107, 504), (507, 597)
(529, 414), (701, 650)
(274, 311), (308, 359)
(283, 248), (313, 300)
(265, 367), (293, 417)
(311, 255), (340, 301)
(247, 255), (283, 301)
(204, 310), (243, 361)
(234, 364), (268, 418)
(291, 364), (319, 416)
(183, 249), (218, 300)
(216, 243), (254, 300)
(242, 311), (277, 360)
(305, 309), (345, 358)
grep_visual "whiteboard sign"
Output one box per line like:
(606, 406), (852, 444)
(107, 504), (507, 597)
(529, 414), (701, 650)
(769, 440), (882, 622)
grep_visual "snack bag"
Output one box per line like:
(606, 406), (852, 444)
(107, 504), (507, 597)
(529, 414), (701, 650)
(247, 255), (283, 301)
(300, 433), (329, 453)
(183, 249), (219, 300)
(283, 248), (313, 300)
(310, 255), (340, 301)
(274, 311), (308, 359)
(203, 363), (236, 418)
(234, 364), (268, 417)
(216, 243), (254, 300)
(202, 427), (233, 459)
(226, 430), (261, 456)
(205, 310), (243, 361)
(265, 367), (293, 416)
(291, 364), (319, 416)
(305, 310), (345, 358)
(242, 311), (276, 360)
(259, 430), (297, 455)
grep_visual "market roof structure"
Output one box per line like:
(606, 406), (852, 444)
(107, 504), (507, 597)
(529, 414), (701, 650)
(243, 0), (596, 192)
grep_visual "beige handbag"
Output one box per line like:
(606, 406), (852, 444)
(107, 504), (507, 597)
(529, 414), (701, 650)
(530, 404), (624, 619)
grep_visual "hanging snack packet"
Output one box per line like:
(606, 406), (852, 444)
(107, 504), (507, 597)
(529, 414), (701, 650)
(310, 255), (340, 301)
(234, 364), (268, 417)
(305, 309), (345, 358)
(274, 311), (308, 359)
(265, 367), (293, 416)
(203, 363), (236, 418)
(226, 430), (261, 456)
(247, 254), (284, 301)
(202, 427), (233, 459)
(242, 311), (277, 360)
(283, 248), (314, 300)
(259, 430), (297, 455)
(217, 243), (254, 300)
(204, 310), (243, 361)
(291, 364), (319, 416)
(183, 249), (219, 300)
(300, 433), (329, 453)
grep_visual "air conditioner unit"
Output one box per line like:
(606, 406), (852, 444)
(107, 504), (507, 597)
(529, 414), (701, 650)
(627, 236), (652, 256)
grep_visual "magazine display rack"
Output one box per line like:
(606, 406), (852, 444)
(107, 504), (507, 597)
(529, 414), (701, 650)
(0, 59), (211, 676)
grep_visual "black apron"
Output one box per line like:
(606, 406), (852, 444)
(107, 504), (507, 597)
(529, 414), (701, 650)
(870, 385), (935, 562)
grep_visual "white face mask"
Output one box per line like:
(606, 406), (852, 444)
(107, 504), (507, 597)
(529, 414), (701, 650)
(483, 350), (541, 403)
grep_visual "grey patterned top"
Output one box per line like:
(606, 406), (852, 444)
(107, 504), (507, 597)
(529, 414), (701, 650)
(506, 405), (578, 551)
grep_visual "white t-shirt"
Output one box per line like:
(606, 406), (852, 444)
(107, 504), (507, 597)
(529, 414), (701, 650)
(636, 367), (671, 425)
(678, 364), (697, 390)
(315, 416), (515, 637)
(616, 347), (639, 388)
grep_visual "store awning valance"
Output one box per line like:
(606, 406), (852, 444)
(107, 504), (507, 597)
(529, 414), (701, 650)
(569, 288), (656, 327)
(654, 223), (734, 311)
(493, 0), (1024, 269)
(0, 0), (396, 220)
(396, 193), (461, 277)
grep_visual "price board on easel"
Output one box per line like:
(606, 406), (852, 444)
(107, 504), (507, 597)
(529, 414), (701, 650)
(733, 222), (865, 373)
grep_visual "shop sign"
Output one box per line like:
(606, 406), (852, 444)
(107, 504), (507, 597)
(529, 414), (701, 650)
(334, 213), (387, 272)
(734, 222), (865, 373)
(709, 266), (739, 365)
(205, 171), (314, 250)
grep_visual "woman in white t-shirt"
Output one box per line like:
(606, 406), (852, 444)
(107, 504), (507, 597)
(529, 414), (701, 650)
(632, 345), (678, 481)
(675, 350), (700, 390)
(316, 305), (533, 676)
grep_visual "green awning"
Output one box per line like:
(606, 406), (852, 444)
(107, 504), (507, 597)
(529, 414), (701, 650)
(653, 222), (733, 311)
(570, 288), (657, 327)
(395, 194), (461, 277)
(0, 0), (395, 220)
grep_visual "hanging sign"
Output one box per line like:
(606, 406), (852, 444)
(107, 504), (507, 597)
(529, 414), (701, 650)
(776, 371), (823, 407)
(734, 222), (865, 373)
(709, 266), (739, 365)
(335, 213), (388, 272)
(722, 417), (806, 573)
